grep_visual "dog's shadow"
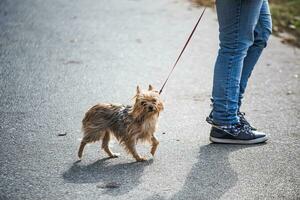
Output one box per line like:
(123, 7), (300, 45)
(62, 157), (153, 196)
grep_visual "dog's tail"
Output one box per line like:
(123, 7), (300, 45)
(78, 141), (87, 159)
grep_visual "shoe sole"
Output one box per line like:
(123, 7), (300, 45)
(210, 136), (268, 144)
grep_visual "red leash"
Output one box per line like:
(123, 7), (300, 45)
(159, 7), (206, 95)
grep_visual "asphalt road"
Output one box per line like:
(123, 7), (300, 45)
(0, 0), (299, 199)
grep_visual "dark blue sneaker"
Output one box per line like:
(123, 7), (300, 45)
(209, 123), (267, 144)
(207, 111), (257, 131)
(238, 111), (257, 131)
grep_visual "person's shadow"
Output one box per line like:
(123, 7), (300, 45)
(144, 143), (266, 200)
(62, 157), (153, 196)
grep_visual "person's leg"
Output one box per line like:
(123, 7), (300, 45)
(212, 0), (263, 125)
(238, 0), (272, 108)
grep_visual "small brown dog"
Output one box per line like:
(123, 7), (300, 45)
(78, 85), (164, 162)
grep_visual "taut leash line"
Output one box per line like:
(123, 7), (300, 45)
(159, 7), (206, 95)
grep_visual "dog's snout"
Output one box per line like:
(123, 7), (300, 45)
(148, 105), (154, 112)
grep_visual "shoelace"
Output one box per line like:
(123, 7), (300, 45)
(242, 123), (252, 134)
(238, 112), (249, 124)
(238, 112), (256, 130)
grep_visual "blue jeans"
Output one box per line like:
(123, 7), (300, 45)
(211, 0), (272, 125)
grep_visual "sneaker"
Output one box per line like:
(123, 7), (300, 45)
(206, 115), (214, 125)
(238, 111), (257, 131)
(206, 111), (257, 131)
(209, 123), (267, 144)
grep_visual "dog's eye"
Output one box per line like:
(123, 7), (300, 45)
(141, 101), (146, 106)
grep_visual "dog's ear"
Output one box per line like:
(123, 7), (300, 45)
(148, 84), (154, 91)
(136, 85), (141, 94)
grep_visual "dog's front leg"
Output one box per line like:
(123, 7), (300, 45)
(150, 135), (159, 156)
(126, 138), (147, 162)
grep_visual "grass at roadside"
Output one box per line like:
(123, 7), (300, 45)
(270, 0), (300, 47)
(190, 0), (300, 47)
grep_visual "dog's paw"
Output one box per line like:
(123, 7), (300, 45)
(136, 157), (147, 162)
(109, 153), (120, 158)
(150, 147), (158, 156)
(150, 149), (156, 156)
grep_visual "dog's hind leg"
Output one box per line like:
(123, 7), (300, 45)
(78, 128), (104, 159)
(102, 131), (119, 158)
(78, 140), (87, 159)
(150, 135), (159, 156)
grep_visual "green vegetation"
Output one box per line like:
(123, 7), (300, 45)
(270, 0), (300, 47)
(191, 0), (300, 47)
(190, 0), (215, 7)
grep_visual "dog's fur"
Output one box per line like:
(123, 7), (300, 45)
(78, 85), (164, 162)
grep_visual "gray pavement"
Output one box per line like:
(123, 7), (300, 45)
(0, 0), (299, 199)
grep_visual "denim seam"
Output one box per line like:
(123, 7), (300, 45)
(233, 0), (241, 124)
(224, 0), (241, 124)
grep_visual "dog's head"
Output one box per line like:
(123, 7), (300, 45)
(131, 85), (164, 119)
